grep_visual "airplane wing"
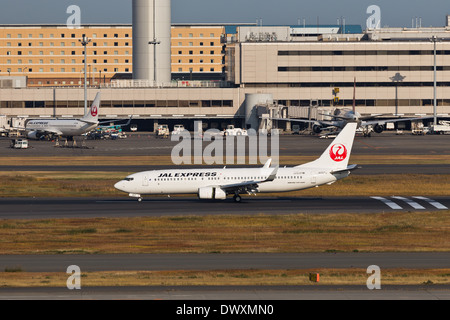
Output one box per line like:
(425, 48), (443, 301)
(362, 116), (433, 127)
(219, 165), (279, 195)
(271, 118), (337, 127)
(97, 116), (133, 128)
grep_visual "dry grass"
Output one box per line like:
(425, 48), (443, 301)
(0, 172), (448, 197)
(1, 269), (450, 287)
(0, 211), (449, 255)
(1, 155), (450, 166)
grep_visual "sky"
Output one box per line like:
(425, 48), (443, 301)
(0, 0), (449, 28)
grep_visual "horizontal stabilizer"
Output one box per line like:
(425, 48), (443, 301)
(331, 164), (360, 174)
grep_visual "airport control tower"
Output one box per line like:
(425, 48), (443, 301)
(132, 0), (171, 84)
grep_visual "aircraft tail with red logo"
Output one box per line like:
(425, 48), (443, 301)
(81, 92), (101, 124)
(296, 122), (358, 171)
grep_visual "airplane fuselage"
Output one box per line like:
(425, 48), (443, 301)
(114, 167), (349, 196)
(26, 119), (98, 137)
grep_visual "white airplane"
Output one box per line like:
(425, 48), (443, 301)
(114, 122), (358, 202)
(274, 79), (431, 136)
(25, 92), (101, 140)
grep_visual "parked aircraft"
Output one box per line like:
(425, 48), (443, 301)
(273, 79), (430, 136)
(25, 92), (101, 140)
(114, 122), (358, 202)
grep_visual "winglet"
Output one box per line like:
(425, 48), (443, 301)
(265, 165), (279, 182)
(263, 158), (272, 169)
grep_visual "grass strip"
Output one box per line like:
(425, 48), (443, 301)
(0, 211), (449, 254)
(1, 269), (450, 287)
(1, 155), (450, 166)
(0, 172), (448, 197)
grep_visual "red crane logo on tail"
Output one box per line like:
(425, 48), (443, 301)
(329, 144), (347, 162)
(91, 105), (98, 117)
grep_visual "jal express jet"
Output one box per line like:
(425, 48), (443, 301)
(26, 92), (101, 140)
(115, 122), (358, 202)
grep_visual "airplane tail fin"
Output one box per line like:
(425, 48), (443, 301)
(297, 122), (357, 170)
(81, 92), (101, 123)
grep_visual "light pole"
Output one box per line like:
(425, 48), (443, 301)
(431, 35), (438, 126)
(390, 72), (406, 116)
(79, 36), (91, 115)
(148, 0), (160, 85)
(149, 39), (161, 84)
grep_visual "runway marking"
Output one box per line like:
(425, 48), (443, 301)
(413, 197), (448, 210)
(391, 196), (426, 210)
(371, 197), (403, 210)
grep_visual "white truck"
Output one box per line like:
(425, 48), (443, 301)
(10, 139), (29, 149)
(223, 125), (248, 136)
(429, 121), (450, 134)
(171, 124), (185, 135)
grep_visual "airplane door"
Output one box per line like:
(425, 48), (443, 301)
(310, 176), (317, 185)
(143, 175), (149, 187)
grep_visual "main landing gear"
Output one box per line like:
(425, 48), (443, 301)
(233, 194), (242, 203)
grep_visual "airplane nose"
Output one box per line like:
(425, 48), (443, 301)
(114, 181), (126, 192)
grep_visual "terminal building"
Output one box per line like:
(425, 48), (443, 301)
(0, 7), (450, 132)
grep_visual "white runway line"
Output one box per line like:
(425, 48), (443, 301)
(371, 197), (403, 210)
(391, 196), (425, 210)
(413, 196), (448, 210)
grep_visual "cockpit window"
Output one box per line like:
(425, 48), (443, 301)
(124, 178), (134, 181)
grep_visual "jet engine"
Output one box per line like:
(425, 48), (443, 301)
(198, 186), (227, 200)
(27, 131), (41, 140)
(312, 125), (322, 134)
(373, 124), (384, 134)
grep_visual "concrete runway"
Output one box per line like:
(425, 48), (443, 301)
(2, 253), (450, 300)
(2, 252), (450, 272)
(0, 164), (448, 175)
(2, 132), (450, 157)
(0, 196), (448, 219)
(1, 285), (450, 300)
(1, 132), (449, 300)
